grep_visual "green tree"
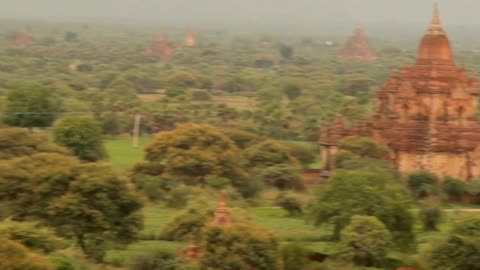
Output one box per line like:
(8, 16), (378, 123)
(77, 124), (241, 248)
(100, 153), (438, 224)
(144, 124), (249, 194)
(465, 179), (480, 196)
(338, 216), (392, 267)
(0, 128), (68, 160)
(0, 220), (65, 253)
(46, 163), (143, 261)
(279, 44), (294, 59)
(161, 202), (214, 241)
(0, 238), (53, 270)
(407, 171), (440, 198)
(244, 140), (299, 168)
(132, 249), (179, 270)
(281, 242), (309, 270)
(338, 137), (389, 159)
(220, 128), (262, 149)
(256, 164), (303, 190)
(283, 83), (302, 100)
(4, 86), (61, 129)
(200, 223), (280, 270)
(308, 166), (415, 250)
(275, 193), (303, 216)
(419, 199), (443, 231)
(244, 140), (303, 189)
(427, 217), (480, 270)
(442, 177), (466, 197)
(53, 116), (107, 161)
(0, 154), (143, 261)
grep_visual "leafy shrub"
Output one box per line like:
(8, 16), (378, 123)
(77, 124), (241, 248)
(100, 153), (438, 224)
(164, 186), (193, 208)
(465, 179), (480, 196)
(338, 216), (392, 268)
(285, 143), (316, 168)
(427, 217), (480, 270)
(419, 199), (443, 231)
(338, 137), (389, 159)
(275, 193), (303, 216)
(49, 255), (78, 270)
(165, 71), (199, 88)
(244, 140), (299, 168)
(0, 238), (53, 270)
(257, 165), (304, 190)
(200, 223), (279, 270)
(407, 171), (440, 198)
(161, 204), (212, 241)
(0, 220), (66, 253)
(221, 128), (262, 149)
(132, 249), (178, 270)
(281, 242), (309, 270)
(443, 176), (466, 197)
(190, 90), (211, 101)
(283, 83), (302, 100)
(205, 175), (231, 190)
(165, 87), (186, 98)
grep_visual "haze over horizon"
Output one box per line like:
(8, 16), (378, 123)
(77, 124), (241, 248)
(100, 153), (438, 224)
(2, 0), (480, 28)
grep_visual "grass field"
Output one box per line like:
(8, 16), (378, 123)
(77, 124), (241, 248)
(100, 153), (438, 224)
(104, 136), (151, 172)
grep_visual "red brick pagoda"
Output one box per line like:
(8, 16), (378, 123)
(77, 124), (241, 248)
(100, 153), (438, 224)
(145, 34), (175, 60)
(337, 23), (377, 62)
(322, 4), (480, 181)
(184, 29), (196, 47)
(12, 28), (33, 48)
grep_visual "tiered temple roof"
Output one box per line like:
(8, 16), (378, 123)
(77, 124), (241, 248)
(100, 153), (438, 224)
(212, 192), (232, 226)
(337, 24), (377, 62)
(145, 34), (175, 60)
(12, 28), (33, 48)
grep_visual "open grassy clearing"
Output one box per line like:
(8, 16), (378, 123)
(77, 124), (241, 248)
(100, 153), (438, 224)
(104, 136), (151, 172)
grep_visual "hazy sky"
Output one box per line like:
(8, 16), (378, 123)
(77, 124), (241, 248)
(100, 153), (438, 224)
(2, 0), (479, 27)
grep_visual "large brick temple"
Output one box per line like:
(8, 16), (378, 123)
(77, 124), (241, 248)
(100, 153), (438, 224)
(321, 4), (480, 181)
(337, 23), (377, 62)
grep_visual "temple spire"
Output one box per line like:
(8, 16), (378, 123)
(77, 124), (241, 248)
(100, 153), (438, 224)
(429, 2), (443, 34)
(212, 192), (232, 226)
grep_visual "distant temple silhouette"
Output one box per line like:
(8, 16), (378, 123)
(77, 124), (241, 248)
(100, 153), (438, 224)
(145, 34), (175, 60)
(337, 23), (377, 62)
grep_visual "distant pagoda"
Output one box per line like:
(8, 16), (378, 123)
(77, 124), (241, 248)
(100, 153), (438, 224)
(12, 28), (33, 48)
(183, 193), (232, 260)
(145, 34), (175, 60)
(337, 23), (377, 62)
(184, 29), (196, 47)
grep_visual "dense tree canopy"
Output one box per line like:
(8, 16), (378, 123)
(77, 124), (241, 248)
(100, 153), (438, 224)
(53, 116), (107, 161)
(338, 215), (392, 267)
(0, 153), (143, 261)
(0, 238), (53, 270)
(144, 124), (251, 194)
(308, 165), (415, 250)
(0, 128), (69, 160)
(200, 223), (280, 270)
(3, 86), (61, 129)
(427, 217), (480, 270)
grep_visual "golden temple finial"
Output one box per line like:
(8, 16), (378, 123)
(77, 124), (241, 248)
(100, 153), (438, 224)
(429, 2), (443, 34)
